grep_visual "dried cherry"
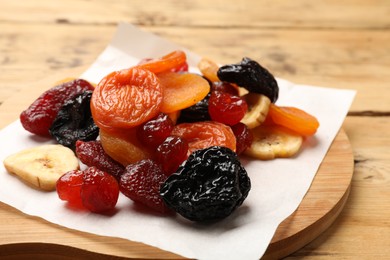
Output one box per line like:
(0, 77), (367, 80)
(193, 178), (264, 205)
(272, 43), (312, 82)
(20, 79), (94, 136)
(137, 113), (174, 149)
(49, 91), (99, 150)
(217, 57), (279, 103)
(231, 123), (253, 155)
(155, 136), (189, 175)
(208, 91), (248, 126)
(160, 146), (251, 222)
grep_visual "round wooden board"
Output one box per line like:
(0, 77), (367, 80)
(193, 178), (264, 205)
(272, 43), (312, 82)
(0, 71), (354, 259)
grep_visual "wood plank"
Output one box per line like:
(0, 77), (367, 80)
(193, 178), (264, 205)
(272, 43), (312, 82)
(1, 23), (389, 112)
(0, 0), (389, 29)
(287, 116), (390, 258)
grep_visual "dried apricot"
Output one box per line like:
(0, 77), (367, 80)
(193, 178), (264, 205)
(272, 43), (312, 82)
(136, 50), (187, 74)
(171, 121), (236, 156)
(99, 128), (154, 166)
(91, 67), (163, 131)
(197, 58), (220, 82)
(158, 72), (210, 113)
(267, 104), (320, 136)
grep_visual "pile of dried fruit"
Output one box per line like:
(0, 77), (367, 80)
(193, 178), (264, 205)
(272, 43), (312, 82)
(3, 50), (319, 222)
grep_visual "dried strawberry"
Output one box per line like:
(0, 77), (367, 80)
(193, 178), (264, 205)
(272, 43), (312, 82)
(56, 170), (84, 206)
(57, 167), (119, 213)
(75, 140), (125, 180)
(20, 79), (94, 136)
(120, 159), (171, 214)
(81, 167), (119, 213)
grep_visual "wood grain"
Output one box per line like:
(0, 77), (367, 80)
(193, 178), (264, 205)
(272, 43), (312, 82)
(0, 0), (389, 258)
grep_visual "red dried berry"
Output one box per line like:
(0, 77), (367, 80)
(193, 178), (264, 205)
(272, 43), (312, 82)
(211, 81), (239, 96)
(20, 79), (95, 136)
(156, 136), (188, 175)
(120, 159), (171, 214)
(81, 167), (119, 213)
(137, 113), (174, 148)
(231, 123), (253, 155)
(56, 170), (84, 206)
(208, 91), (248, 126)
(75, 140), (125, 180)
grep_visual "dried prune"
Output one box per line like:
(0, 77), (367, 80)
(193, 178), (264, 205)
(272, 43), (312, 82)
(178, 92), (211, 123)
(217, 57), (279, 103)
(50, 91), (99, 150)
(160, 146), (251, 222)
(20, 79), (94, 136)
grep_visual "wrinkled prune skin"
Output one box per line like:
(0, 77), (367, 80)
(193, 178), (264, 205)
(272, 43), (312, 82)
(177, 92), (211, 123)
(49, 91), (99, 150)
(160, 146), (251, 222)
(20, 79), (95, 136)
(217, 57), (279, 103)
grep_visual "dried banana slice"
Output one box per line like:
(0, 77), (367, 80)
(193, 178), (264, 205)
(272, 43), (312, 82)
(3, 144), (79, 191)
(244, 125), (303, 160)
(240, 93), (271, 129)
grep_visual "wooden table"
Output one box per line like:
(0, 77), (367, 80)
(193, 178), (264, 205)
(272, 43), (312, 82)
(0, 0), (389, 259)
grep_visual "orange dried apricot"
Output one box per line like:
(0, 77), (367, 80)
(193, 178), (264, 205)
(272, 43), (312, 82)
(91, 67), (163, 131)
(267, 103), (320, 136)
(99, 128), (154, 166)
(136, 50), (187, 74)
(197, 58), (220, 82)
(158, 72), (210, 113)
(171, 121), (236, 156)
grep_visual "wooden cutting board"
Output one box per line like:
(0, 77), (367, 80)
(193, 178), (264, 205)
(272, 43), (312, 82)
(0, 70), (354, 259)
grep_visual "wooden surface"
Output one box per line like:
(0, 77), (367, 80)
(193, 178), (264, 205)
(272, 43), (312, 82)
(0, 0), (389, 259)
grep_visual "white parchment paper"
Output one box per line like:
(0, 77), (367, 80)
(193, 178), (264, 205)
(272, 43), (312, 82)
(0, 23), (356, 260)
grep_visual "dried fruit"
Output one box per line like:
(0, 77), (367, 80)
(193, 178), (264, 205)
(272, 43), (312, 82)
(231, 123), (253, 155)
(211, 81), (239, 96)
(49, 91), (99, 150)
(3, 144), (79, 191)
(217, 57), (279, 103)
(91, 67), (163, 131)
(158, 72), (210, 113)
(99, 128), (154, 166)
(267, 104), (320, 136)
(81, 167), (119, 213)
(56, 170), (84, 206)
(197, 58), (220, 82)
(20, 79), (94, 136)
(75, 140), (125, 180)
(171, 121), (236, 156)
(178, 92), (211, 123)
(155, 136), (189, 175)
(137, 113), (174, 149)
(244, 125), (303, 160)
(136, 50), (187, 74)
(240, 93), (271, 129)
(120, 159), (171, 214)
(160, 146), (251, 221)
(208, 91), (248, 126)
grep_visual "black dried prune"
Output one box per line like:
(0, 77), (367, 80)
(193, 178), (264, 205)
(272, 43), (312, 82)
(49, 91), (99, 150)
(177, 92), (211, 123)
(217, 57), (279, 103)
(160, 146), (251, 222)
